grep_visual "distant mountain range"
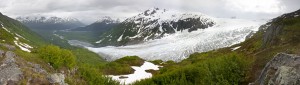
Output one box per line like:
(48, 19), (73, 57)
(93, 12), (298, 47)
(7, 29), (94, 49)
(16, 15), (85, 31)
(15, 15), (85, 46)
(56, 16), (121, 44)
(70, 16), (120, 32)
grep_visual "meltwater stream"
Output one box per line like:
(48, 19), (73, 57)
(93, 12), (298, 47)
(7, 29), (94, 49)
(86, 18), (264, 61)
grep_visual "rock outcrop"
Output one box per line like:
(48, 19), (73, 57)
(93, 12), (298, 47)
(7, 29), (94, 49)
(47, 73), (67, 85)
(252, 53), (300, 85)
(0, 44), (65, 85)
(0, 51), (23, 85)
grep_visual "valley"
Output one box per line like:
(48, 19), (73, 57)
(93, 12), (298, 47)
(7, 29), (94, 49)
(0, 1), (300, 85)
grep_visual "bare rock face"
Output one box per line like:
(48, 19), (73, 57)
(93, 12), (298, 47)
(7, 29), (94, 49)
(47, 73), (67, 85)
(0, 51), (23, 85)
(0, 43), (16, 51)
(0, 50), (4, 57)
(252, 53), (300, 85)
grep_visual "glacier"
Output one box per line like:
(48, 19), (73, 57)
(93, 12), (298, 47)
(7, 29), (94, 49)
(86, 18), (265, 61)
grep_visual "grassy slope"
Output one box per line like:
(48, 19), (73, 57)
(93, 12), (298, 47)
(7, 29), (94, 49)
(0, 13), (47, 47)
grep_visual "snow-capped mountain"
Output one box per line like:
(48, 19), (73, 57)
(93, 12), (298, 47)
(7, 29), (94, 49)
(16, 15), (85, 30)
(16, 15), (83, 24)
(96, 8), (215, 46)
(95, 16), (121, 24)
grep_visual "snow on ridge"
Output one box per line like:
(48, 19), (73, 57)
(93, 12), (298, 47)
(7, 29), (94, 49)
(125, 8), (214, 25)
(87, 18), (265, 61)
(95, 16), (121, 24)
(16, 15), (80, 23)
(119, 8), (215, 41)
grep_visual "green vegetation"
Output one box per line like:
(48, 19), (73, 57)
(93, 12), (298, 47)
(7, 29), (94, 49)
(0, 14), (47, 47)
(37, 45), (76, 69)
(72, 48), (106, 65)
(114, 56), (144, 66)
(134, 52), (250, 85)
(102, 56), (144, 75)
(150, 60), (163, 65)
(76, 64), (120, 85)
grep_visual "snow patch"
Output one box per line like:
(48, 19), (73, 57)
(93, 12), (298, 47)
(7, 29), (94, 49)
(0, 22), (11, 33)
(15, 33), (26, 40)
(231, 46), (241, 51)
(14, 41), (32, 52)
(109, 61), (159, 84)
(95, 39), (103, 43)
(117, 34), (123, 42)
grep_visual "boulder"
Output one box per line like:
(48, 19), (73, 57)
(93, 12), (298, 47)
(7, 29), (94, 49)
(0, 51), (22, 85)
(252, 53), (300, 85)
(47, 73), (67, 85)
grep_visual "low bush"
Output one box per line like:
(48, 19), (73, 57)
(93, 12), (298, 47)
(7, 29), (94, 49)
(134, 52), (250, 85)
(37, 45), (76, 69)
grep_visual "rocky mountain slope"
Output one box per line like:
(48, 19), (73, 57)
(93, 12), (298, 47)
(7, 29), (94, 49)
(96, 8), (215, 46)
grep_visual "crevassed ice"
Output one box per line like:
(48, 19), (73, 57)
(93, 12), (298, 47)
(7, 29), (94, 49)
(87, 18), (265, 61)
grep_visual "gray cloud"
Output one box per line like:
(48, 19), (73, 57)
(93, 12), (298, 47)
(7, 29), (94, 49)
(0, 0), (299, 24)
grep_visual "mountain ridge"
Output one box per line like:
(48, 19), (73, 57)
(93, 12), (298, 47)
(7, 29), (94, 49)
(96, 8), (216, 46)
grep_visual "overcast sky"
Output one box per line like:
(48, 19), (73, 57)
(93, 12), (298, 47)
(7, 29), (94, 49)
(0, 0), (299, 24)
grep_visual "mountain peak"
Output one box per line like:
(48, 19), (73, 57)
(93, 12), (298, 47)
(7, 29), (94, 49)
(95, 16), (121, 24)
(142, 7), (167, 16)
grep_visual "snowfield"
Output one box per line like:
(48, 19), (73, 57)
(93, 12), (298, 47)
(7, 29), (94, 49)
(87, 18), (265, 61)
(109, 61), (160, 84)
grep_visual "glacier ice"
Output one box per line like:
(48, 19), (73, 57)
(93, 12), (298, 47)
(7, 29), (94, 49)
(87, 18), (265, 61)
